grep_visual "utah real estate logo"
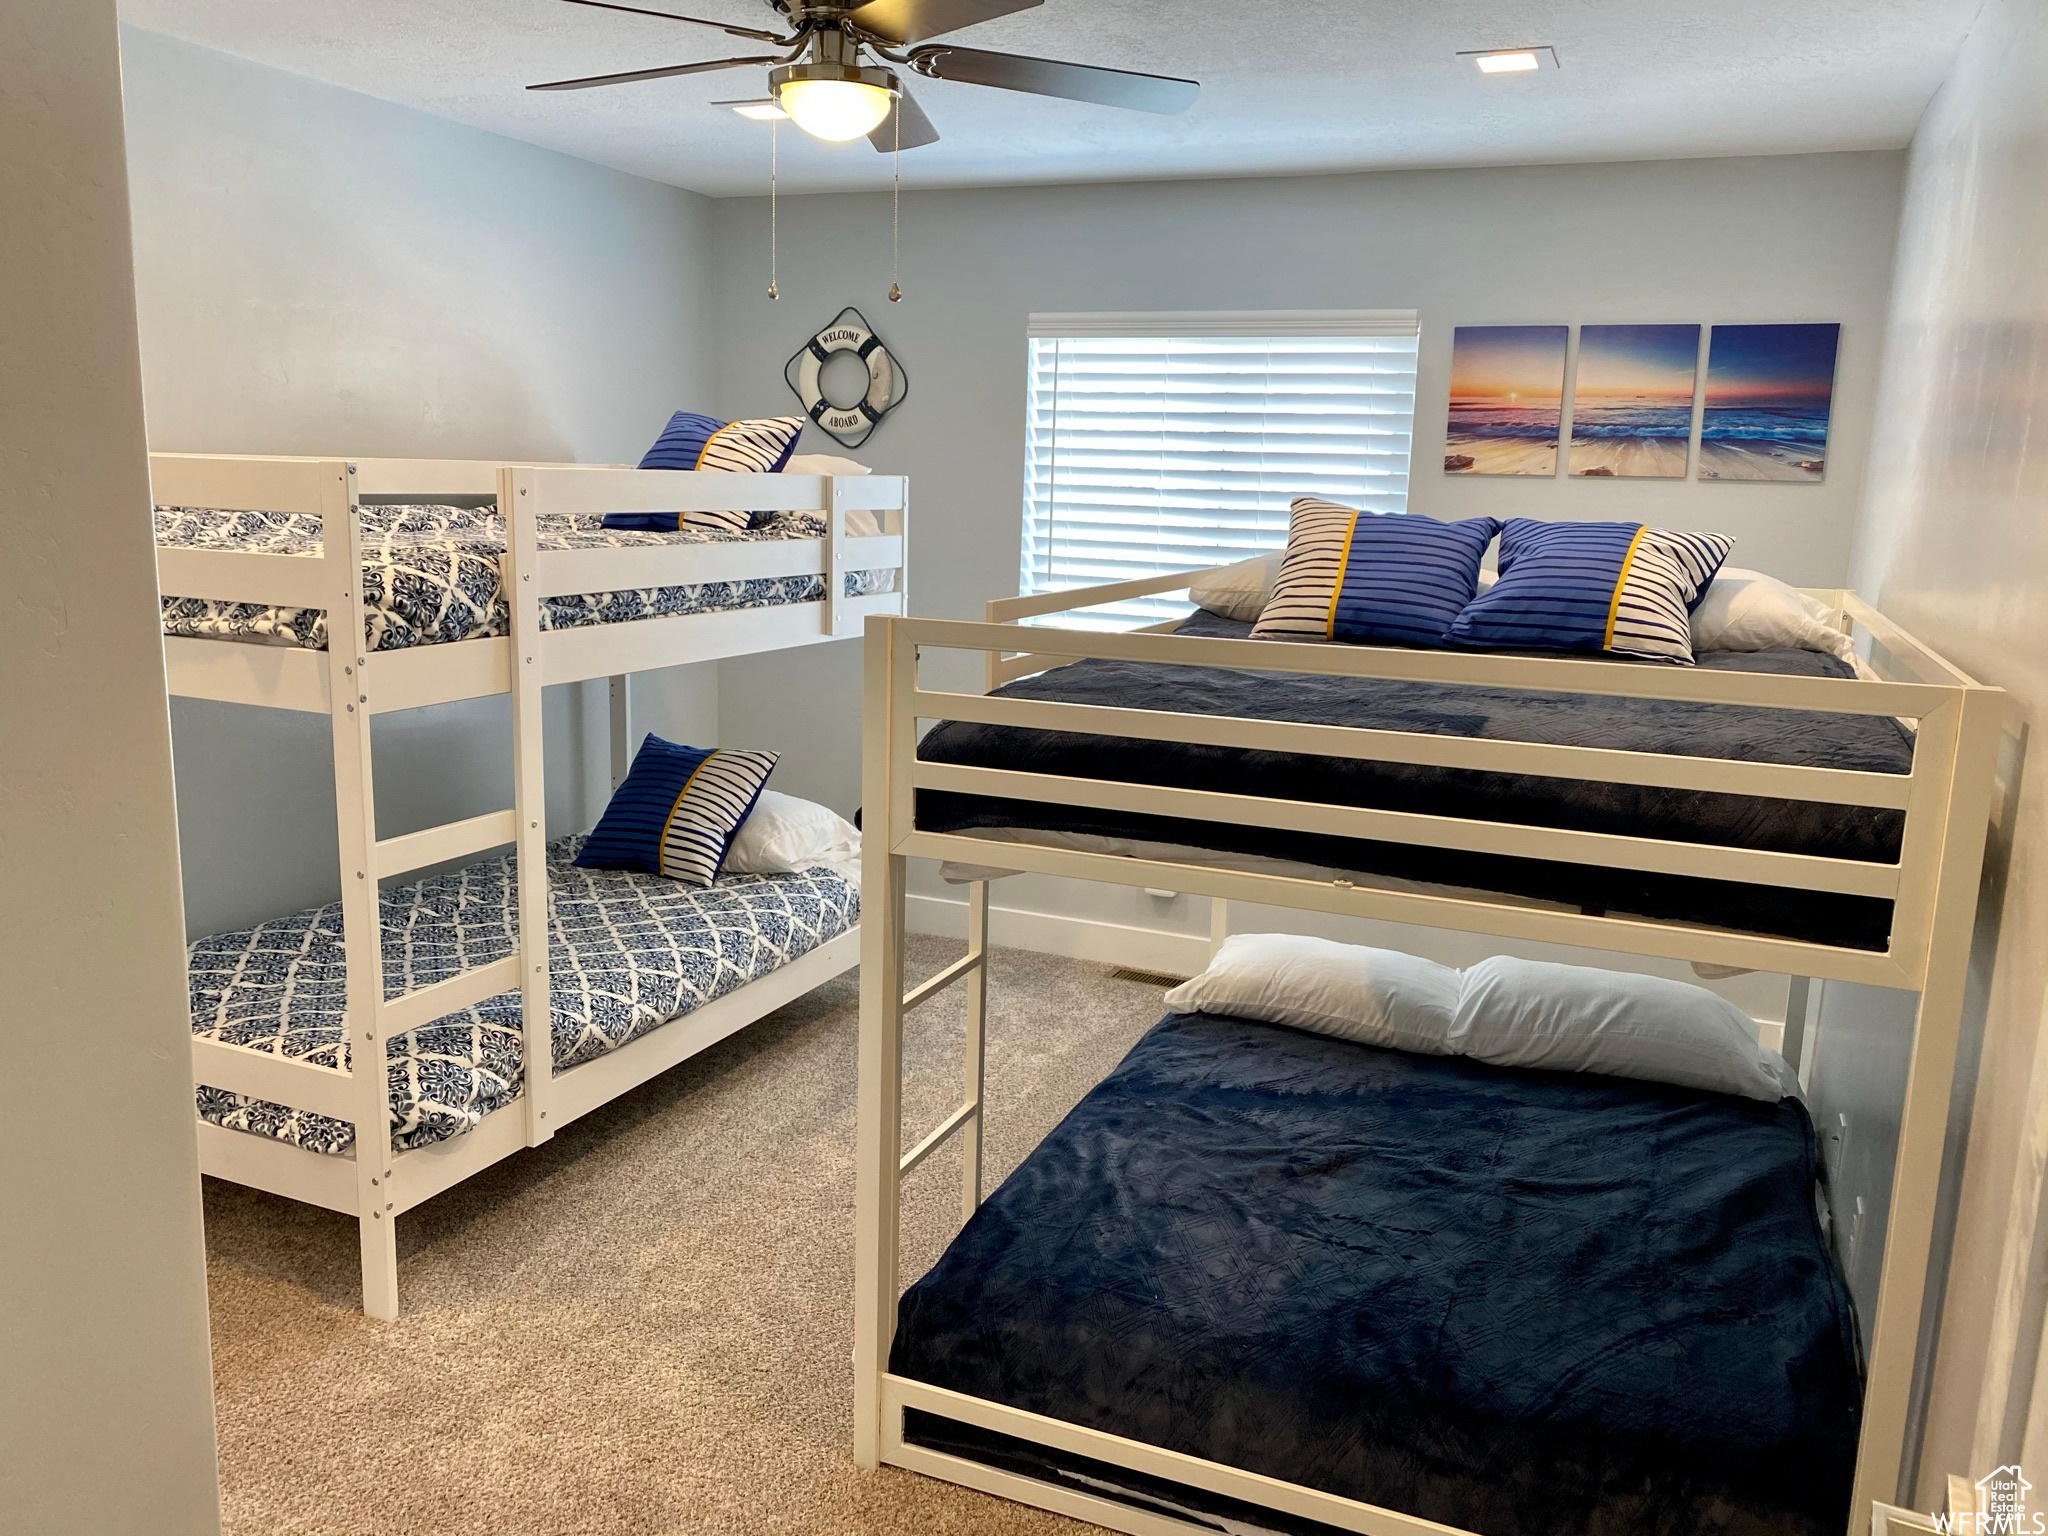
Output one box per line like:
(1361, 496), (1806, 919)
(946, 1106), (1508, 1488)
(1938, 1467), (2037, 1534)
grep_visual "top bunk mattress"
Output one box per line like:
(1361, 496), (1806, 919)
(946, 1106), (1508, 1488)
(891, 1010), (1861, 1536)
(156, 502), (894, 653)
(914, 609), (1916, 949)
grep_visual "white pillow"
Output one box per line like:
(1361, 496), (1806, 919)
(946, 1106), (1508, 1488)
(723, 790), (860, 876)
(784, 453), (870, 476)
(1690, 567), (1855, 666)
(1187, 554), (1282, 623)
(1163, 934), (1459, 1055)
(1449, 956), (1784, 1102)
(783, 454), (881, 536)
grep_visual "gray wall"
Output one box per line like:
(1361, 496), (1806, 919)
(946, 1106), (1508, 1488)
(705, 152), (1906, 997)
(119, 28), (724, 935)
(1838, 0), (2048, 1499)
(0, 2), (221, 1530)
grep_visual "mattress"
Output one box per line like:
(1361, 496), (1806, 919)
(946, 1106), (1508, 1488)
(156, 502), (894, 653)
(891, 1011), (1862, 1536)
(914, 610), (1915, 949)
(189, 838), (858, 1155)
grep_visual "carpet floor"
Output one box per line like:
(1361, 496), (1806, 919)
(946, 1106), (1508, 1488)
(202, 938), (1178, 1536)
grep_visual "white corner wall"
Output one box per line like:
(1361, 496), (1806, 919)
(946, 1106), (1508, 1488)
(118, 29), (724, 935)
(703, 152), (1905, 997)
(0, 3), (221, 1530)
(1840, 0), (2048, 1501)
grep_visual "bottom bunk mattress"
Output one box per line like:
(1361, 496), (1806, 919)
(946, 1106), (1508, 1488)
(189, 838), (858, 1154)
(891, 1011), (1861, 1536)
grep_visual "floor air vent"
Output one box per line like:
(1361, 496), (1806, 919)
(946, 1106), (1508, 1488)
(1107, 966), (1189, 988)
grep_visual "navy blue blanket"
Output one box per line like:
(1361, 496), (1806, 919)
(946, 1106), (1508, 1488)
(892, 1013), (1861, 1536)
(915, 612), (1914, 948)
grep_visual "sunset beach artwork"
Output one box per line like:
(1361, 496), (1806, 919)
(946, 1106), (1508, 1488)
(1567, 323), (1701, 478)
(1697, 323), (1841, 481)
(1444, 324), (1569, 475)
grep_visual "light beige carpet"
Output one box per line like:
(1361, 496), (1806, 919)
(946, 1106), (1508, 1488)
(202, 938), (1179, 1536)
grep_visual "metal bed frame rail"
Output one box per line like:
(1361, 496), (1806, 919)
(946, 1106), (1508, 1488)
(851, 572), (2005, 1536)
(153, 453), (906, 1318)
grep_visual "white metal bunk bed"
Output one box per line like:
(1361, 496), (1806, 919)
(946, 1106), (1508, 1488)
(852, 569), (2004, 1536)
(151, 452), (907, 1319)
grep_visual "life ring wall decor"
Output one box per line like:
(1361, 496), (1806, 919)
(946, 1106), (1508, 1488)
(784, 307), (908, 450)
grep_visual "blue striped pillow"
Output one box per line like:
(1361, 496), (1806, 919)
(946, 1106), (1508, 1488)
(1251, 498), (1500, 647)
(604, 411), (806, 533)
(1446, 519), (1733, 664)
(575, 734), (778, 887)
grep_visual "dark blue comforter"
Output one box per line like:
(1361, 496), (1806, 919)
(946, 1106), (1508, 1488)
(914, 611), (1914, 948)
(892, 1012), (1861, 1536)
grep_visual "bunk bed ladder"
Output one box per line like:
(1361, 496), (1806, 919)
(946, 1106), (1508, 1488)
(327, 463), (558, 1319)
(856, 623), (992, 1464)
(893, 880), (991, 1220)
(321, 462), (404, 1321)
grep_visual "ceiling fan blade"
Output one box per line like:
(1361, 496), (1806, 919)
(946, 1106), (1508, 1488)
(869, 87), (940, 150)
(529, 54), (779, 90)
(555, 0), (789, 45)
(841, 0), (1041, 46)
(908, 45), (1198, 113)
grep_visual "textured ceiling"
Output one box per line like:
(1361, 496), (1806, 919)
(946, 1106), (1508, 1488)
(118, 0), (1979, 195)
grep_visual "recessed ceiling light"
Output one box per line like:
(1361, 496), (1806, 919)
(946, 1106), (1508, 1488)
(715, 98), (789, 122)
(1459, 46), (1560, 74)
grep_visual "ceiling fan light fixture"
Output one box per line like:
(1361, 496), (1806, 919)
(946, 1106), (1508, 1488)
(1460, 46), (1559, 74)
(770, 62), (898, 142)
(727, 99), (788, 121)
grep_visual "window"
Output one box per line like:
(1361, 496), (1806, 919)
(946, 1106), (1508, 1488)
(1020, 311), (1420, 628)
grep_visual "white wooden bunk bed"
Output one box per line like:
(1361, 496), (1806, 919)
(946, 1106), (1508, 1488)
(851, 570), (2003, 1536)
(151, 452), (907, 1319)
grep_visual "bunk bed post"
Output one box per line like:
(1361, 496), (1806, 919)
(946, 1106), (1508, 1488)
(609, 675), (632, 788)
(1209, 896), (1230, 961)
(826, 476), (847, 638)
(319, 461), (400, 1320)
(894, 479), (910, 627)
(854, 616), (910, 1469)
(1847, 687), (2005, 1531)
(500, 466), (555, 1152)
(1782, 976), (1813, 1075)
(959, 880), (990, 1220)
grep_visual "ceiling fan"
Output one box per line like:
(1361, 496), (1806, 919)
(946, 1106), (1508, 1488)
(529, 0), (1200, 151)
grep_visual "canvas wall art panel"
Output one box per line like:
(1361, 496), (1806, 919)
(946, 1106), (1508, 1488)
(1697, 323), (1841, 481)
(1444, 325), (1569, 475)
(1567, 323), (1702, 479)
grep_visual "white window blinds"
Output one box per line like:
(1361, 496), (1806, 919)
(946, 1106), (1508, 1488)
(1020, 312), (1420, 628)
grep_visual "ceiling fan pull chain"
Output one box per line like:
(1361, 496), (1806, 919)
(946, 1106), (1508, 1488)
(768, 114), (780, 301)
(888, 106), (903, 303)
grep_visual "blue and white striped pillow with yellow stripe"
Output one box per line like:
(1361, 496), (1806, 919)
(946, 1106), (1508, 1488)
(604, 411), (807, 534)
(1251, 498), (1500, 647)
(1446, 519), (1733, 664)
(575, 734), (778, 887)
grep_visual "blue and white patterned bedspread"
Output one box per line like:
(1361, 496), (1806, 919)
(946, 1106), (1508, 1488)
(157, 502), (895, 652)
(190, 838), (858, 1155)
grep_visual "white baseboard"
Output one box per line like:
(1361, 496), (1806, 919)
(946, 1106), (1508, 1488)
(906, 892), (1207, 977)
